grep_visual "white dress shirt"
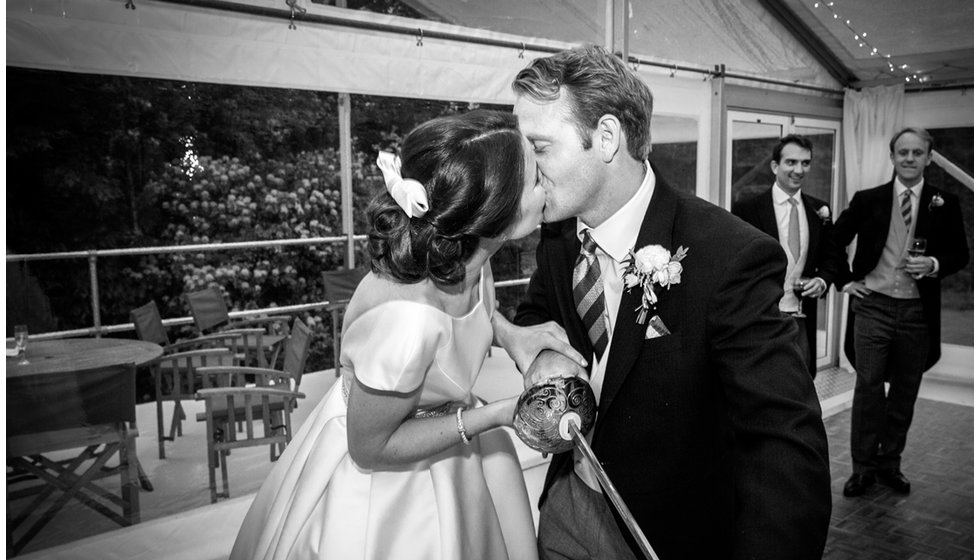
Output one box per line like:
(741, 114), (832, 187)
(572, 161), (655, 491)
(771, 185), (810, 313)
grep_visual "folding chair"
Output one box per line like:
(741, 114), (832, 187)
(148, 347), (237, 459)
(321, 268), (368, 373)
(194, 320), (312, 502)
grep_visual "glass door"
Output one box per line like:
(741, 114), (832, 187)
(726, 111), (844, 370)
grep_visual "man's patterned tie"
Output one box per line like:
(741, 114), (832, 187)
(572, 230), (609, 361)
(901, 188), (913, 230)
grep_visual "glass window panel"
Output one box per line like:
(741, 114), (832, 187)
(730, 120), (785, 205)
(926, 127), (973, 347)
(7, 68), (343, 333)
(650, 115), (698, 195)
(312, 0), (434, 20)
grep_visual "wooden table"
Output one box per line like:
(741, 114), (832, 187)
(7, 338), (163, 378)
(6, 338), (163, 555)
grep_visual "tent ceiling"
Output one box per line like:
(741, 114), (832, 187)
(779, 0), (974, 89)
(404, 0), (973, 91)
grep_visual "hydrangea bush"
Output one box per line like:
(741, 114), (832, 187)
(128, 149), (380, 371)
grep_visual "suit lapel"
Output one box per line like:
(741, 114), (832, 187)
(802, 194), (822, 271)
(868, 184), (894, 255)
(597, 183), (678, 420)
(757, 191), (779, 239)
(914, 184), (936, 239)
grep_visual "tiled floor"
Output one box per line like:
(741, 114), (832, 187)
(823, 397), (974, 559)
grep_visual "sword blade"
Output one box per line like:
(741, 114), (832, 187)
(569, 422), (659, 560)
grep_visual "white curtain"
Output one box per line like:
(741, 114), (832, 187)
(842, 84), (905, 199)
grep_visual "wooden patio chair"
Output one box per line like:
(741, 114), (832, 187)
(183, 288), (292, 367)
(321, 268), (368, 373)
(131, 300), (253, 356)
(148, 347), (237, 459)
(196, 384), (304, 503)
(194, 320), (312, 502)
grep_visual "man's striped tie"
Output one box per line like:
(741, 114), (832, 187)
(901, 188), (913, 230)
(572, 230), (609, 361)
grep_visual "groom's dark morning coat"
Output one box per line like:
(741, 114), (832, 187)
(515, 182), (832, 559)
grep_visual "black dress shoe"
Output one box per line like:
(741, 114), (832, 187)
(877, 469), (911, 494)
(843, 472), (876, 497)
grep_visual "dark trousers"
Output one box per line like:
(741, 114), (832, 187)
(537, 466), (638, 560)
(792, 315), (816, 379)
(850, 291), (929, 473)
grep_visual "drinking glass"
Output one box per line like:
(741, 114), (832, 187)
(908, 237), (928, 258)
(791, 278), (811, 318)
(14, 324), (30, 365)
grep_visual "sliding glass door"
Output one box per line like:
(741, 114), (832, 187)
(726, 111), (843, 371)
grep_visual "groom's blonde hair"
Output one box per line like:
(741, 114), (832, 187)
(512, 44), (653, 161)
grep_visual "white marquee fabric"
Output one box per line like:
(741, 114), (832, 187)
(6, 0), (568, 104)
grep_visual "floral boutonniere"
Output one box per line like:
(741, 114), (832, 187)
(622, 244), (689, 324)
(928, 194), (944, 210)
(816, 205), (831, 224)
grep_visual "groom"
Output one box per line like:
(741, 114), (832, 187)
(502, 45), (831, 559)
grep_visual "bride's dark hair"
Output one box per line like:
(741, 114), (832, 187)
(368, 110), (526, 286)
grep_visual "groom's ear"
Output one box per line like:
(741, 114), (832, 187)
(595, 114), (621, 163)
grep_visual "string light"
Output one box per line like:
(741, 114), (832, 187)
(811, 1), (928, 84)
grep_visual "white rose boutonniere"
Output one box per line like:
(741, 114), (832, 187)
(817, 205), (831, 223)
(929, 194), (944, 210)
(622, 244), (689, 324)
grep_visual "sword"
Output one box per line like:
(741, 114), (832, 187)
(514, 376), (660, 560)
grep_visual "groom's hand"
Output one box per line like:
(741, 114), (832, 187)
(492, 312), (587, 374)
(523, 349), (588, 390)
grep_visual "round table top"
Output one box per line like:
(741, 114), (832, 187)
(6, 338), (163, 378)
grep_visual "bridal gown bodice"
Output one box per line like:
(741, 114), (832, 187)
(229, 275), (537, 560)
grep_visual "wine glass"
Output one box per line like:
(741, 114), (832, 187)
(14, 324), (30, 365)
(791, 278), (811, 318)
(908, 237), (928, 258)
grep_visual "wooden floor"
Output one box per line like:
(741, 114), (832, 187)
(823, 397), (974, 559)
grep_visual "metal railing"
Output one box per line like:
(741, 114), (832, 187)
(6, 236), (531, 341)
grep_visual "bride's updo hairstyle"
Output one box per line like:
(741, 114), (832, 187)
(369, 110), (526, 286)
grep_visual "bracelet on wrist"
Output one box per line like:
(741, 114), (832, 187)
(456, 406), (471, 445)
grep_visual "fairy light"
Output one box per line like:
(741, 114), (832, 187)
(811, 1), (928, 83)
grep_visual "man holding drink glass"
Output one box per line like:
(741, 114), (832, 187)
(834, 127), (969, 498)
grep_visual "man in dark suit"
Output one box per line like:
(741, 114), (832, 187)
(733, 135), (844, 378)
(834, 127), (969, 498)
(497, 44), (831, 560)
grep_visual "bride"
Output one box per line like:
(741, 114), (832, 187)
(230, 110), (584, 560)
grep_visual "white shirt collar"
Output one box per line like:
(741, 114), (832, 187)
(771, 184), (802, 206)
(577, 161), (656, 263)
(893, 177), (923, 198)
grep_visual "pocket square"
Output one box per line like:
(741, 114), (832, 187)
(645, 315), (671, 339)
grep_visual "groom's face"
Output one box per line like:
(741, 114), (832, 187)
(513, 90), (601, 224)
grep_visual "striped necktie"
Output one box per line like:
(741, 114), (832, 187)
(901, 188), (913, 230)
(572, 230), (609, 361)
(788, 197), (801, 262)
